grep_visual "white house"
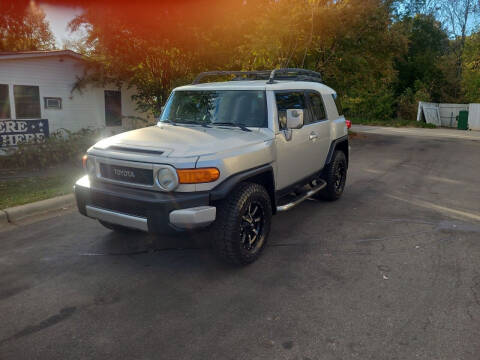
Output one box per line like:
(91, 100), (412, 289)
(0, 50), (151, 150)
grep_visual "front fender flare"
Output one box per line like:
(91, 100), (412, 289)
(209, 164), (274, 201)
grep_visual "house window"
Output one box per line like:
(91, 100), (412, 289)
(104, 90), (122, 126)
(14, 85), (41, 119)
(0, 84), (10, 119)
(44, 97), (62, 109)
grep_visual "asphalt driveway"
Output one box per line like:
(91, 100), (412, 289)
(1, 131), (480, 360)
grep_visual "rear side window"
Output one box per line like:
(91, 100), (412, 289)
(275, 92), (305, 130)
(332, 93), (343, 116)
(306, 92), (326, 123)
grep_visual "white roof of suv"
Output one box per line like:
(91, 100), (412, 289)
(175, 80), (336, 95)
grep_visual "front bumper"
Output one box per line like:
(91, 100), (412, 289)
(74, 176), (215, 233)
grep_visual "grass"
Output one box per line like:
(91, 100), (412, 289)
(351, 117), (437, 128)
(0, 168), (84, 209)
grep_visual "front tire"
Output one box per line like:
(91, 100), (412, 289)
(212, 183), (272, 265)
(315, 150), (347, 201)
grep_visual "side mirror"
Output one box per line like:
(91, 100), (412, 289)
(286, 109), (304, 129)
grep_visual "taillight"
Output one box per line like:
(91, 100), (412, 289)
(82, 154), (88, 169)
(345, 119), (352, 129)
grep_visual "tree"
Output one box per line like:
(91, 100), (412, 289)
(393, 15), (449, 98)
(209, 0), (403, 119)
(73, 0), (477, 121)
(0, 1), (55, 51)
(462, 31), (480, 102)
(437, 0), (479, 97)
(394, 0), (440, 17)
(69, 0), (268, 115)
(438, 0), (479, 39)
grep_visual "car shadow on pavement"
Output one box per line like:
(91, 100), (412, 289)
(81, 226), (242, 271)
(90, 228), (212, 256)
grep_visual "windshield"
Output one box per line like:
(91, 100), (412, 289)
(160, 90), (267, 128)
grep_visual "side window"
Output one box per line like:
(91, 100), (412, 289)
(275, 92), (305, 130)
(332, 93), (343, 116)
(307, 92), (326, 123)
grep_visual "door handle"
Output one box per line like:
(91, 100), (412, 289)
(309, 132), (318, 141)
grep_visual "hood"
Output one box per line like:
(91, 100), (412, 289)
(93, 124), (273, 157)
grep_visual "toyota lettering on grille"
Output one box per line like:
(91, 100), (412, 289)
(113, 168), (136, 178)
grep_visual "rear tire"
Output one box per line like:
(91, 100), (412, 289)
(315, 150), (347, 201)
(212, 182), (272, 265)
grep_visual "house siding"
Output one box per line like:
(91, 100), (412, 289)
(0, 55), (149, 133)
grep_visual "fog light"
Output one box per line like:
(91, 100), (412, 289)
(156, 167), (178, 191)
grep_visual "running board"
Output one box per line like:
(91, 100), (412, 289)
(276, 180), (327, 212)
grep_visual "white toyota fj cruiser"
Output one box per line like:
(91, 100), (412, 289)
(75, 68), (349, 264)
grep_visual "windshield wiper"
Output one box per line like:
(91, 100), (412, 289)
(212, 122), (251, 132)
(174, 120), (211, 128)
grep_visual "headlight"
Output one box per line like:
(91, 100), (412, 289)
(86, 158), (95, 175)
(82, 155), (95, 175)
(156, 167), (178, 191)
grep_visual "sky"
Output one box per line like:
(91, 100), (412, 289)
(39, 3), (84, 48)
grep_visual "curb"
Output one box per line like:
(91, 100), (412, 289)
(351, 125), (480, 141)
(2, 194), (76, 224)
(0, 210), (7, 226)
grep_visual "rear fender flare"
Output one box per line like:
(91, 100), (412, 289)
(325, 135), (349, 168)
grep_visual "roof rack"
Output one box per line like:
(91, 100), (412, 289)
(192, 71), (270, 84)
(267, 68), (322, 84)
(192, 68), (323, 85)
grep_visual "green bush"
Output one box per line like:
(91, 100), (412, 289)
(396, 88), (417, 121)
(397, 81), (432, 121)
(0, 128), (103, 169)
(342, 89), (396, 121)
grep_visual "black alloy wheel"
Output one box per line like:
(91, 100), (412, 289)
(313, 150), (347, 201)
(334, 160), (347, 195)
(240, 201), (266, 253)
(212, 182), (272, 265)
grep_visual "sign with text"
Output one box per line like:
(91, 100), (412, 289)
(0, 119), (49, 148)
